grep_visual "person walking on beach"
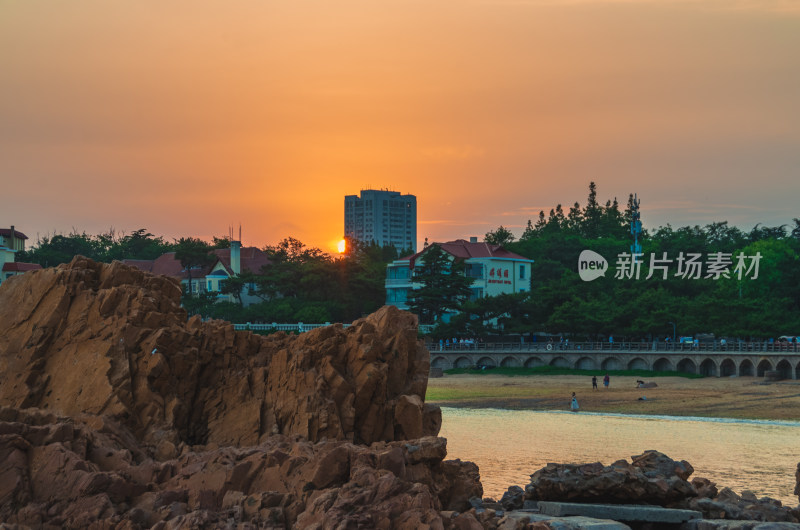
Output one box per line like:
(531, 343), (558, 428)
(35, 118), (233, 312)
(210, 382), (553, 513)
(592, 375), (598, 390)
(571, 392), (579, 412)
(603, 373), (610, 389)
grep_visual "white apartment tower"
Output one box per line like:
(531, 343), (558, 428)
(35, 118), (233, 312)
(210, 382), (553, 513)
(344, 189), (417, 252)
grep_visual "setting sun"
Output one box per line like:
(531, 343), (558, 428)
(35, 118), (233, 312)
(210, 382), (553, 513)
(337, 239), (346, 254)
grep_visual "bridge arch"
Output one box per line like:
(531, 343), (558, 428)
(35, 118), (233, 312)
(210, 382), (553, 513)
(431, 356), (449, 369)
(739, 359), (754, 377)
(477, 357), (497, 368)
(653, 357), (672, 372)
(550, 356), (570, 368)
(776, 359), (792, 380)
(576, 357), (595, 370)
(677, 358), (696, 374)
(757, 359), (772, 377)
(699, 358), (717, 377)
(628, 357), (648, 371)
(524, 357), (544, 368)
(454, 356), (472, 369)
(601, 358), (621, 371)
(501, 356), (521, 368)
(720, 358), (736, 377)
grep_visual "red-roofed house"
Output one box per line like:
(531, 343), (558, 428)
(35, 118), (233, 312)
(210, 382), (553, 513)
(124, 241), (270, 305)
(385, 237), (534, 314)
(1, 226), (42, 285)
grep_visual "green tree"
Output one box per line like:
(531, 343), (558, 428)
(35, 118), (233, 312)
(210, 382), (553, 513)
(407, 244), (474, 324)
(174, 237), (215, 293)
(219, 273), (255, 306)
(18, 232), (105, 266)
(106, 229), (171, 261)
(485, 225), (516, 245)
(582, 181), (603, 238)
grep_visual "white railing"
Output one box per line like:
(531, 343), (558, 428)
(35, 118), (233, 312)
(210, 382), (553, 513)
(233, 322), (437, 335)
(233, 322), (345, 333)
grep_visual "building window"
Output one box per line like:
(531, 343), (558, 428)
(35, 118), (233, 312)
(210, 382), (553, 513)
(387, 288), (408, 303)
(465, 263), (483, 278)
(519, 265), (525, 279)
(387, 267), (410, 280)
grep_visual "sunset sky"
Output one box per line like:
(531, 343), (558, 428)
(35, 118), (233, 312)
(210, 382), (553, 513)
(2, 0), (799, 253)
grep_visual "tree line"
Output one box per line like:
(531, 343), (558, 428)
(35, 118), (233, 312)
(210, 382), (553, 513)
(432, 183), (800, 341)
(16, 183), (800, 339)
(17, 230), (405, 325)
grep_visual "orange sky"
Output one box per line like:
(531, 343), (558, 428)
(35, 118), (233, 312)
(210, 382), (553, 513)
(2, 0), (799, 253)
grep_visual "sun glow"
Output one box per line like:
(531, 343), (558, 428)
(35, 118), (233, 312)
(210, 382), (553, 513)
(337, 239), (346, 253)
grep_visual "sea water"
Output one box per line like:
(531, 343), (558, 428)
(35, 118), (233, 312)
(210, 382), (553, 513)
(440, 407), (800, 505)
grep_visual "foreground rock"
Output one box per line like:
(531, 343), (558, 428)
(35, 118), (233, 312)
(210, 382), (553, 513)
(0, 407), (481, 528)
(515, 451), (800, 526)
(0, 258), (482, 528)
(0, 257), (439, 447)
(524, 450), (697, 506)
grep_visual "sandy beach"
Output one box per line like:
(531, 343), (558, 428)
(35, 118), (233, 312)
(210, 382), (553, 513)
(426, 373), (800, 421)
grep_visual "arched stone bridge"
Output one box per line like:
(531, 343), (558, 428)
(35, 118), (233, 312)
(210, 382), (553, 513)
(427, 342), (800, 379)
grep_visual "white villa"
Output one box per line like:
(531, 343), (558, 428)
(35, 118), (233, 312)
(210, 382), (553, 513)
(124, 241), (270, 306)
(385, 237), (533, 315)
(0, 226), (42, 285)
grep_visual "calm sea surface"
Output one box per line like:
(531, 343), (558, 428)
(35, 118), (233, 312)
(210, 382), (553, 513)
(440, 407), (800, 505)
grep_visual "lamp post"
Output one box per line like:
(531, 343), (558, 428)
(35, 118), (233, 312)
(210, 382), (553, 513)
(668, 322), (676, 344)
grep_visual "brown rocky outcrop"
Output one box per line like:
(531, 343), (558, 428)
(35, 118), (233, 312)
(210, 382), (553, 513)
(524, 450), (697, 506)
(0, 407), (481, 528)
(0, 257), (438, 448)
(521, 451), (798, 524)
(0, 258), (482, 528)
(689, 486), (799, 523)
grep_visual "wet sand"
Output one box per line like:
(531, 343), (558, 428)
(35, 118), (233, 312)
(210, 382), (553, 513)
(426, 374), (800, 421)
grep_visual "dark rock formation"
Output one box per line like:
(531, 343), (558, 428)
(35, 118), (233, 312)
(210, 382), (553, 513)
(0, 407), (481, 528)
(500, 485), (525, 511)
(524, 450), (697, 506)
(523, 451), (798, 525)
(689, 487), (799, 523)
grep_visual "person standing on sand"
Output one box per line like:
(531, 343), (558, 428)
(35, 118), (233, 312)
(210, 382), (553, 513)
(571, 392), (579, 412)
(592, 375), (598, 390)
(603, 374), (610, 388)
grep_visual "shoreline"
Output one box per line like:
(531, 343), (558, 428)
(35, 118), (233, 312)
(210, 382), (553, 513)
(425, 373), (800, 421)
(440, 406), (800, 427)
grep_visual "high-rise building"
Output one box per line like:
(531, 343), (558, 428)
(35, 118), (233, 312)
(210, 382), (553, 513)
(344, 189), (417, 252)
